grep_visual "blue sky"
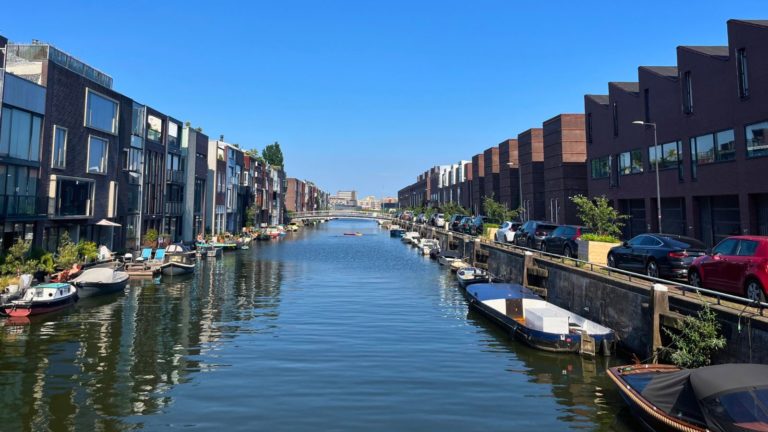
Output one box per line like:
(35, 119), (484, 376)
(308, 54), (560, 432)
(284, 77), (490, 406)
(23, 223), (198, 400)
(1, 1), (764, 198)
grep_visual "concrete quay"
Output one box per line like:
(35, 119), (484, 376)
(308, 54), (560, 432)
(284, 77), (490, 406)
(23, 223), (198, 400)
(398, 221), (768, 364)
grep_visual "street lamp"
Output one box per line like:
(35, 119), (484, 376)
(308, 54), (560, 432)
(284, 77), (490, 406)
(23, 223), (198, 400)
(507, 161), (524, 221)
(632, 120), (662, 233)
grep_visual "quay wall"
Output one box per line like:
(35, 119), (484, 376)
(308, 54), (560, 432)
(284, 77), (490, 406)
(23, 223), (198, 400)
(404, 222), (768, 363)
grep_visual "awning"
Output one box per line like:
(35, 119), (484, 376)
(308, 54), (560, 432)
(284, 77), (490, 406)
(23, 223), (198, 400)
(95, 219), (121, 227)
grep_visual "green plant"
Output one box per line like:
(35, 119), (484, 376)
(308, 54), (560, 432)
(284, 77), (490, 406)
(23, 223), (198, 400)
(0, 238), (38, 276)
(662, 302), (726, 368)
(77, 241), (99, 262)
(55, 231), (80, 269)
(262, 141), (284, 167)
(143, 229), (159, 247)
(440, 202), (467, 221)
(580, 233), (621, 243)
(570, 195), (628, 242)
(483, 195), (519, 222)
(37, 253), (55, 274)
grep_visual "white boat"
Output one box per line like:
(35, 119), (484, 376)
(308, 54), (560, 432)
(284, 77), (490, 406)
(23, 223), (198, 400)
(450, 260), (472, 273)
(420, 239), (440, 255)
(402, 232), (420, 244)
(456, 267), (489, 287)
(438, 251), (462, 266)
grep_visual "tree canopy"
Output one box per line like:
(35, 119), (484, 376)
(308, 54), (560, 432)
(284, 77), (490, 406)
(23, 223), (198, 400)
(263, 142), (284, 167)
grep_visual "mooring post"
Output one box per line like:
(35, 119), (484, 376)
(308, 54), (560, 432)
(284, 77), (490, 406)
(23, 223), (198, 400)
(651, 283), (669, 363)
(522, 251), (533, 287)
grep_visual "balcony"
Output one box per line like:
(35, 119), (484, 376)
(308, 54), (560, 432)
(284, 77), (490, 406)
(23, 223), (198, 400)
(0, 195), (45, 219)
(166, 169), (185, 184)
(165, 201), (184, 216)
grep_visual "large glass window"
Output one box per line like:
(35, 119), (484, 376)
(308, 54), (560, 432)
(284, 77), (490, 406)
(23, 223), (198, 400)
(56, 178), (93, 217)
(147, 115), (163, 142)
(85, 89), (118, 134)
(168, 122), (179, 148)
(88, 135), (108, 174)
(124, 148), (142, 172)
(716, 129), (736, 161)
(591, 157), (610, 179)
(52, 125), (67, 168)
(0, 106), (42, 161)
(746, 121), (768, 158)
(690, 130), (736, 178)
(619, 150), (643, 175)
(649, 141), (681, 171)
(132, 103), (145, 136)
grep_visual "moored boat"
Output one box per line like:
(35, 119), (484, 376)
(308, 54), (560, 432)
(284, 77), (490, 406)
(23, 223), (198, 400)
(389, 228), (405, 238)
(608, 363), (768, 432)
(2, 283), (78, 317)
(71, 268), (130, 298)
(420, 239), (439, 256)
(450, 259), (471, 272)
(463, 283), (614, 356)
(456, 267), (489, 287)
(161, 244), (196, 276)
(437, 251), (462, 266)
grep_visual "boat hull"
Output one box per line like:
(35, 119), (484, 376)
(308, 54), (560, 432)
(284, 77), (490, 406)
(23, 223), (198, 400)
(75, 280), (128, 298)
(3, 293), (77, 317)
(161, 262), (195, 276)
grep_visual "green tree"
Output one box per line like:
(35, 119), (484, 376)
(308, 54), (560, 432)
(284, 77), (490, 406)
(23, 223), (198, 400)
(77, 241), (99, 262)
(662, 302), (726, 368)
(55, 231), (80, 269)
(482, 195), (519, 223)
(262, 141), (284, 167)
(245, 203), (259, 227)
(570, 195), (628, 242)
(1, 238), (37, 276)
(440, 202), (467, 221)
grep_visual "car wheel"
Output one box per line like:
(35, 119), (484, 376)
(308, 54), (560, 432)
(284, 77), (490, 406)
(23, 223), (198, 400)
(646, 260), (659, 279)
(563, 245), (572, 258)
(746, 279), (766, 303)
(688, 270), (702, 288)
(607, 253), (616, 268)
(527, 238), (534, 249)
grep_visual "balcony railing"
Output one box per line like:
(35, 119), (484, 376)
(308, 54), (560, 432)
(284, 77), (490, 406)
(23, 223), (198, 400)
(48, 197), (91, 219)
(165, 201), (184, 216)
(166, 169), (185, 184)
(0, 195), (45, 218)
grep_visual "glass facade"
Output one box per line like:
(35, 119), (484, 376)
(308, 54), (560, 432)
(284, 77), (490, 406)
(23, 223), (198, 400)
(0, 106), (42, 161)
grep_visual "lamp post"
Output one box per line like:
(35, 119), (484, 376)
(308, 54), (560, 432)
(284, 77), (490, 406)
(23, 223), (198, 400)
(507, 161), (524, 221)
(632, 120), (662, 233)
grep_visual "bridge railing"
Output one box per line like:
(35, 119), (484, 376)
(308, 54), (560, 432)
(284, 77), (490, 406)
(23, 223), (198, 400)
(291, 210), (392, 219)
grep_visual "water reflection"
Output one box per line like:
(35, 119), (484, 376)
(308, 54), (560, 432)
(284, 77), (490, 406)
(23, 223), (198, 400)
(0, 252), (283, 431)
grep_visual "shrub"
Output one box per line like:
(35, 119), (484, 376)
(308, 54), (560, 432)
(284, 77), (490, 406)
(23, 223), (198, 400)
(662, 302), (726, 368)
(570, 195), (628, 242)
(483, 195), (519, 223)
(55, 231), (80, 270)
(143, 229), (159, 247)
(580, 233), (621, 243)
(77, 241), (99, 262)
(0, 238), (38, 276)
(37, 253), (55, 274)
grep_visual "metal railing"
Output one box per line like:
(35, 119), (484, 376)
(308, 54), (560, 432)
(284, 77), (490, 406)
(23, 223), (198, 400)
(402, 220), (768, 315)
(166, 169), (185, 184)
(292, 210), (390, 220)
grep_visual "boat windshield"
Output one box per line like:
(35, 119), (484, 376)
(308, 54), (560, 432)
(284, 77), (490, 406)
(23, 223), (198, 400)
(700, 388), (768, 431)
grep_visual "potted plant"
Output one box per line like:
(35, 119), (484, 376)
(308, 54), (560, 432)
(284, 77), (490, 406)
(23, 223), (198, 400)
(36, 253), (55, 282)
(570, 195), (627, 266)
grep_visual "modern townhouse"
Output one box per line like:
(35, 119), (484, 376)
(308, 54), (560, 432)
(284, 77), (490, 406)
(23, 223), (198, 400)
(585, 19), (768, 245)
(498, 139), (520, 212)
(542, 114), (587, 225)
(181, 125), (208, 242)
(483, 146), (500, 206)
(518, 128), (544, 221)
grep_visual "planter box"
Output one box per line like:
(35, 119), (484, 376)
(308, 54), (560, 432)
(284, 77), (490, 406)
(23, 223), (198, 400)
(484, 227), (499, 241)
(576, 239), (620, 266)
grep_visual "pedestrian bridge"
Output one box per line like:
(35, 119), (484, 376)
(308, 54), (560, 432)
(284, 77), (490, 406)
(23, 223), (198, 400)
(291, 210), (391, 221)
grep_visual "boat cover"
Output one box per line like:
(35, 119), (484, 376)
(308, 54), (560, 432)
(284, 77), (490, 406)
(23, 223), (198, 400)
(467, 283), (540, 302)
(72, 268), (128, 284)
(439, 251), (462, 259)
(639, 364), (768, 431)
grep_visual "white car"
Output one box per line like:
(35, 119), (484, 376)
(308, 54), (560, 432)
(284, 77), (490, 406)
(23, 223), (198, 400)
(495, 221), (522, 243)
(434, 213), (446, 228)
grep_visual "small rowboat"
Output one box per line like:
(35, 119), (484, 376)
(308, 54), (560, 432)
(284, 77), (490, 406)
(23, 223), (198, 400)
(2, 283), (78, 317)
(608, 363), (768, 432)
(456, 267), (489, 287)
(344, 232), (363, 236)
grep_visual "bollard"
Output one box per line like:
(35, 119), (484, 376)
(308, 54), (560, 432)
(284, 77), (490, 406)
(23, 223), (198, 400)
(522, 251), (534, 288)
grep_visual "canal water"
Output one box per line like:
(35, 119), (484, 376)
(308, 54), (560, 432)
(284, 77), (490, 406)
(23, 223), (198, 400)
(0, 219), (643, 431)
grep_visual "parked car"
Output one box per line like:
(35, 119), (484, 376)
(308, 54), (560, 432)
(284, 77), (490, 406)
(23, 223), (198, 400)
(433, 213), (446, 228)
(688, 236), (768, 302)
(607, 233), (706, 279)
(449, 215), (466, 232)
(468, 216), (500, 236)
(401, 211), (413, 221)
(495, 221), (522, 243)
(541, 225), (590, 257)
(458, 216), (473, 234)
(416, 213), (426, 224)
(514, 221), (559, 249)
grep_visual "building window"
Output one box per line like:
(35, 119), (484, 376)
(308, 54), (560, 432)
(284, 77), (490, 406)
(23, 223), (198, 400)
(123, 148), (142, 172)
(168, 122), (179, 148)
(737, 48), (749, 98)
(132, 103), (145, 136)
(649, 141), (681, 171)
(682, 71), (694, 114)
(147, 115), (163, 142)
(0, 165), (39, 216)
(644, 88), (651, 123)
(85, 89), (118, 134)
(590, 157), (610, 179)
(87, 135), (108, 174)
(612, 102), (619, 137)
(55, 178), (93, 217)
(619, 149), (643, 175)
(0, 106), (42, 162)
(52, 125), (67, 168)
(586, 113), (593, 144)
(690, 129), (736, 178)
(746, 121), (768, 158)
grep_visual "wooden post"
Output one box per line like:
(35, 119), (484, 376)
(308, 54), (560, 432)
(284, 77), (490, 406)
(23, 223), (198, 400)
(522, 251), (533, 288)
(651, 283), (669, 363)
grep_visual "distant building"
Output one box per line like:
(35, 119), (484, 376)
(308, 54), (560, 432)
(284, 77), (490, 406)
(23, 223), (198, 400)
(330, 190), (358, 208)
(358, 195), (381, 210)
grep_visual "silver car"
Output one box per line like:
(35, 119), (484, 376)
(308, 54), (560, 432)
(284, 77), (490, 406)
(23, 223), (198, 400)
(495, 221), (522, 243)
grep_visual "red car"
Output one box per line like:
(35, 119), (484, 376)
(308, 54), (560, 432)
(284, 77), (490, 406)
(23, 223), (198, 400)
(688, 235), (768, 302)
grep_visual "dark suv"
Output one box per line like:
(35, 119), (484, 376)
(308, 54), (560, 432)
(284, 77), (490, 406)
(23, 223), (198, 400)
(448, 214), (465, 232)
(514, 220), (559, 249)
(468, 216), (500, 236)
(458, 216), (473, 234)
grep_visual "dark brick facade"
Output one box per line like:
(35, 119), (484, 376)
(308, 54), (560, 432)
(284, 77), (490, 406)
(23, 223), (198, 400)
(542, 114), (587, 225)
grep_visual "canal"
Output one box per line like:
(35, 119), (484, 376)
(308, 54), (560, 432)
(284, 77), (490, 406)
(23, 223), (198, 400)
(0, 219), (642, 431)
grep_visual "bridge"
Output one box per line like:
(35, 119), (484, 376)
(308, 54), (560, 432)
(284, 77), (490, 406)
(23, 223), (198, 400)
(290, 210), (392, 221)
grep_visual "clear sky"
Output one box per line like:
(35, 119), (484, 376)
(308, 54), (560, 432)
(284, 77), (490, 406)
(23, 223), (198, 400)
(1, 1), (764, 198)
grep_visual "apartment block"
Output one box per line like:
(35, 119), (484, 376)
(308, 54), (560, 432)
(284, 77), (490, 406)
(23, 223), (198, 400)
(542, 114), (587, 225)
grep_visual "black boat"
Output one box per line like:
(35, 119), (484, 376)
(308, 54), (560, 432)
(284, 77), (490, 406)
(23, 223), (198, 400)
(71, 268), (130, 298)
(609, 363), (768, 432)
(161, 244), (196, 276)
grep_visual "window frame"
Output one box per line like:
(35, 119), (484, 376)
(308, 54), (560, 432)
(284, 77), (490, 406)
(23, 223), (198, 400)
(737, 48), (749, 99)
(83, 88), (119, 135)
(619, 149), (644, 176)
(86, 135), (109, 175)
(682, 71), (694, 115)
(52, 125), (68, 169)
(590, 156), (610, 179)
(746, 120), (768, 159)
